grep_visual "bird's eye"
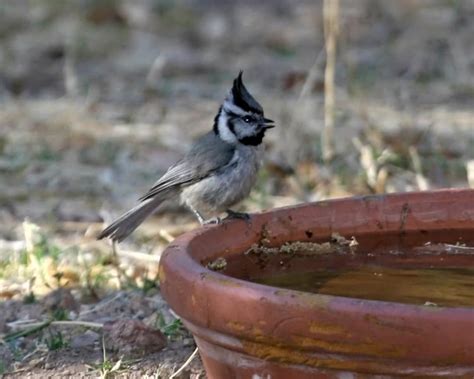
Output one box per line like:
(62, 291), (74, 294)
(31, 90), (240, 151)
(243, 116), (251, 123)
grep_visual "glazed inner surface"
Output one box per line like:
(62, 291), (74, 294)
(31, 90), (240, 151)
(205, 228), (474, 307)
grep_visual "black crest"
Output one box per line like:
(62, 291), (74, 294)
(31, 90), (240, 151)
(231, 71), (263, 115)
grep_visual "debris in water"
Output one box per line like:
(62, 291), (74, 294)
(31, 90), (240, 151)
(245, 233), (359, 257)
(207, 257), (227, 271)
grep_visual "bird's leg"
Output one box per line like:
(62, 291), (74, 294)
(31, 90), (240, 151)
(187, 204), (205, 225)
(187, 204), (221, 225)
(225, 209), (250, 221)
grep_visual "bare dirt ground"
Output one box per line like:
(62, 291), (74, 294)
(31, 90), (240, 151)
(0, 0), (473, 377)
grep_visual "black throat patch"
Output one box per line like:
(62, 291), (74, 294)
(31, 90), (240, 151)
(238, 130), (265, 146)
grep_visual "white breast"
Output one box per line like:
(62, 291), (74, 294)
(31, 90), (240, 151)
(180, 145), (262, 214)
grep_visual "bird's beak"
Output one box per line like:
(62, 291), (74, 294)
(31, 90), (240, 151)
(263, 117), (275, 129)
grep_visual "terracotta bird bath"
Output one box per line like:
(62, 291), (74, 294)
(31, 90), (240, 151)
(159, 189), (474, 378)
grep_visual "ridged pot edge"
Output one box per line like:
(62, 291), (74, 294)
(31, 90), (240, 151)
(160, 189), (474, 371)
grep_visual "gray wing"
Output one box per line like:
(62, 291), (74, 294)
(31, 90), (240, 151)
(139, 131), (235, 201)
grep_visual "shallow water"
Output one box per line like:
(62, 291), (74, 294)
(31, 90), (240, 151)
(222, 241), (474, 307)
(253, 266), (474, 307)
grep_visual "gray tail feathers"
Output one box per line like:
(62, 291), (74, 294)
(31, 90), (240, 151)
(97, 197), (163, 242)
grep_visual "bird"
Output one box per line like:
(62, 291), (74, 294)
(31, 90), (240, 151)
(98, 72), (275, 242)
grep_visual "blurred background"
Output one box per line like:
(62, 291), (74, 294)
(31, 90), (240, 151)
(0, 0), (473, 376)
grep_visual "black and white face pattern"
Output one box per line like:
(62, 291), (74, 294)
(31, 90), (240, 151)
(214, 72), (274, 146)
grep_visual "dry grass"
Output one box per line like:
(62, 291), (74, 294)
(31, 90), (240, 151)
(0, 0), (473, 376)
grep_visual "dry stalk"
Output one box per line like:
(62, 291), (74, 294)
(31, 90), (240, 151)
(13, 320), (104, 329)
(78, 292), (123, 318)
(111, 241), (127, 289)
(409, 146), (430, 190)
(467, 160), (474, 189)
(159, 229), (175, 243)
(352, 137), (388, 193)
(117, 249), (161, 263)
(287, 48), (325, 140)
(63, 21), (79, 97)
(322, 0), (339, 162)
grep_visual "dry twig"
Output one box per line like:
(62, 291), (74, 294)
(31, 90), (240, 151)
(169, 347), (199, 379)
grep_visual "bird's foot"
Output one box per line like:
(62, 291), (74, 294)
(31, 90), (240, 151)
(202, 217), (221, 225)
(225, 209), (251, 222)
